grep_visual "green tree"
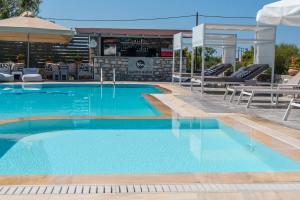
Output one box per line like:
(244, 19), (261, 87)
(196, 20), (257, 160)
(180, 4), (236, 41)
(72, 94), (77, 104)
(275, 43), (299, 74)
(241, 47), (254, 67)
(184, 47), (221, 72)
(239, 44), (300, 75)
(0, 0), (42, 19)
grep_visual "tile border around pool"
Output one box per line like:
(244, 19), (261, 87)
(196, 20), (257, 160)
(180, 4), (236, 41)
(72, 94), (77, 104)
(143, 94), (173, 117)
(2, 172), (300, 185)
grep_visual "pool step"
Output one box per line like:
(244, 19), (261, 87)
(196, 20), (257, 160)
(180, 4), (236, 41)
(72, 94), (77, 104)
(0, 183), (300, 195)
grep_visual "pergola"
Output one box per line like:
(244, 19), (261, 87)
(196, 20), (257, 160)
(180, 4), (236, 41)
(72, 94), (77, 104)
(191, 23), (276, 93)
(172, 32), (192, 85)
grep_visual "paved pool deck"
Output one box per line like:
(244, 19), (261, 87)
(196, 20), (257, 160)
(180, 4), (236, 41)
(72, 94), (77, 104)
(175, 85), (300, 131)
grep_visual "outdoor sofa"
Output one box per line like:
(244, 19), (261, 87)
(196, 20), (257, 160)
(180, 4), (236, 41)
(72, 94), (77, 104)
(0, 63), (14, 82)
(22, 68), (43, 82)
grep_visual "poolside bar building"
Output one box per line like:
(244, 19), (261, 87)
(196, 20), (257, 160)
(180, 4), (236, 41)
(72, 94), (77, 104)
(76, 28), (190, 81)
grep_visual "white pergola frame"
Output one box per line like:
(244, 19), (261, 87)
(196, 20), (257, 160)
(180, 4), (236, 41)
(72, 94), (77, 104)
(172, 32), (192, 85)
(191, 23), (276, 94)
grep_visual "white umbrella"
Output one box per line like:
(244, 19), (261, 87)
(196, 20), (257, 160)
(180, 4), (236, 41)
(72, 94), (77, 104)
(0, 11), (74, 67)
(257, 0), (300, 26)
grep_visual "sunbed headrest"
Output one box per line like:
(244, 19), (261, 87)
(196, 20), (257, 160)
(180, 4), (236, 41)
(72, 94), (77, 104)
(230, 67), (246, 78)
(231, 64), (269, 79)
(244, 64), (269, 80)
(204, 63), (232, 76)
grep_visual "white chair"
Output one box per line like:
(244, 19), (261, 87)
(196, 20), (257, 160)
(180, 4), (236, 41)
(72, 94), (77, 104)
(22, 68), (43, 82)
(59, 65), (69, 81)
(44, 63), (59, 80)
(78, 64), (93, 80)
(0, 63), (14, 82)
(237, 88), (300, 108)
(283, 98), (300, 121)
(225, 71), (300, 102)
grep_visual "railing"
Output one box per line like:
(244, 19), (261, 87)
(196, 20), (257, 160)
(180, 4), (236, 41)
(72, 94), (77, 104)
(99, 67), (116, 85)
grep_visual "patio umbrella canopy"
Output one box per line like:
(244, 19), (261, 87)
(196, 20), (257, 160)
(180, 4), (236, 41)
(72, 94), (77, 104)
(257, 0), (300, 26)
(0, 11), (74, 67)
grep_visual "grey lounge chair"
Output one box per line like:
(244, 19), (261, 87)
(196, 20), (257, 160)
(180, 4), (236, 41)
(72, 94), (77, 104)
(173, 63), (232, 83)
(191, 64), (269, 89)
(0, 63), (14, 82)
(237, 88), (300, 108)
(224, 71), (300, 102)
(78, 64), (93, 80)
(283, 98), (300, 121)
(203, 63), (232, 76)
(22, 68), (43, 82)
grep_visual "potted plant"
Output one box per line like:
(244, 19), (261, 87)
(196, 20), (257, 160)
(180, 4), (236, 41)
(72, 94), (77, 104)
(74, 54), (83, 65)
(45, 56), (54, 63)
(16, 54), (25, 64)
(288, 57), (300, 76)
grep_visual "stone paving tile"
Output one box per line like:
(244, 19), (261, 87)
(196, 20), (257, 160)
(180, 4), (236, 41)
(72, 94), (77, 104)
(177, 91), (300, 130)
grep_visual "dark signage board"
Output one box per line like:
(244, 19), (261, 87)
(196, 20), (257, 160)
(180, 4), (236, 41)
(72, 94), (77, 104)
(128, 57), (154, 75)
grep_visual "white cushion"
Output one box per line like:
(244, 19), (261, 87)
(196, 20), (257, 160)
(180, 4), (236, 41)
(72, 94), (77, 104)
(0, 73), (14, 82)
(22, 74), (43, 82)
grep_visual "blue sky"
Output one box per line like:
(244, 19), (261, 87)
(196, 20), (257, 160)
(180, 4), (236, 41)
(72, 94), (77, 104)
(40, 0), (300, 46)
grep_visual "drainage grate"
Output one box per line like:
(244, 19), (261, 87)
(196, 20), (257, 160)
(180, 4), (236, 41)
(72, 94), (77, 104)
(1, 183), (300, 195)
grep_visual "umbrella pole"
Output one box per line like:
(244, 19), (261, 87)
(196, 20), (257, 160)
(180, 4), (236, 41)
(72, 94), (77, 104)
(27, 33), (30, 68)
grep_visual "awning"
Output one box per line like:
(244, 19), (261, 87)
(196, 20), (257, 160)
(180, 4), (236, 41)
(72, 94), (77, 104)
(257, 0), (300, 26)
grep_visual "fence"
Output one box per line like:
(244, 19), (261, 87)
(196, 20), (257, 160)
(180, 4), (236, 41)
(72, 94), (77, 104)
(0, 35), (89, 67)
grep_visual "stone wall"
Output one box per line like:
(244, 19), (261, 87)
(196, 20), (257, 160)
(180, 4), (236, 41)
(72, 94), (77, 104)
(93, 56), (187, 82)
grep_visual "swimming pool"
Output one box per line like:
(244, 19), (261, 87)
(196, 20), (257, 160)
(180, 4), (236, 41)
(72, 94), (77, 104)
(0, 84), (163, 119)
(0, 118), (299, 175)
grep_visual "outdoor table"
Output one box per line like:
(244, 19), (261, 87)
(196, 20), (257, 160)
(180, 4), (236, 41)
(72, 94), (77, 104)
(12, 71), (23, 81)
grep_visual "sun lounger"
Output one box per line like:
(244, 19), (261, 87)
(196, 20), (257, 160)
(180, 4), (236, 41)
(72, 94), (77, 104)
(0, 63), (14, 82)
(22, 68), (43, 82)
(203, 63), (232, 76)
(283, 98), (300, 121)
(172, 72), (193, 82)
(191, 64), (269, 87)
(237, 88), (300, 108)
(173, 63), (232, 83)
(224, 71), (300, 102)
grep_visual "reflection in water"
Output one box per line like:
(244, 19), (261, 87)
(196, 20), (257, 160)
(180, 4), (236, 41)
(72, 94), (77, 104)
(189, 134), (202, 162)
(0, 118), (300, 175)
(172, 119), (181, 138)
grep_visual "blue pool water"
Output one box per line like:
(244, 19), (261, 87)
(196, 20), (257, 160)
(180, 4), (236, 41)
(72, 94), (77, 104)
(0, 84), (162, 119)
(0, 119), (299, 175)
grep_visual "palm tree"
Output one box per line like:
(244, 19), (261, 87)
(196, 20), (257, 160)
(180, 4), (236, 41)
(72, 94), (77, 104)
(0, 0), (42, 19)
(16, 0), (42, 16)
